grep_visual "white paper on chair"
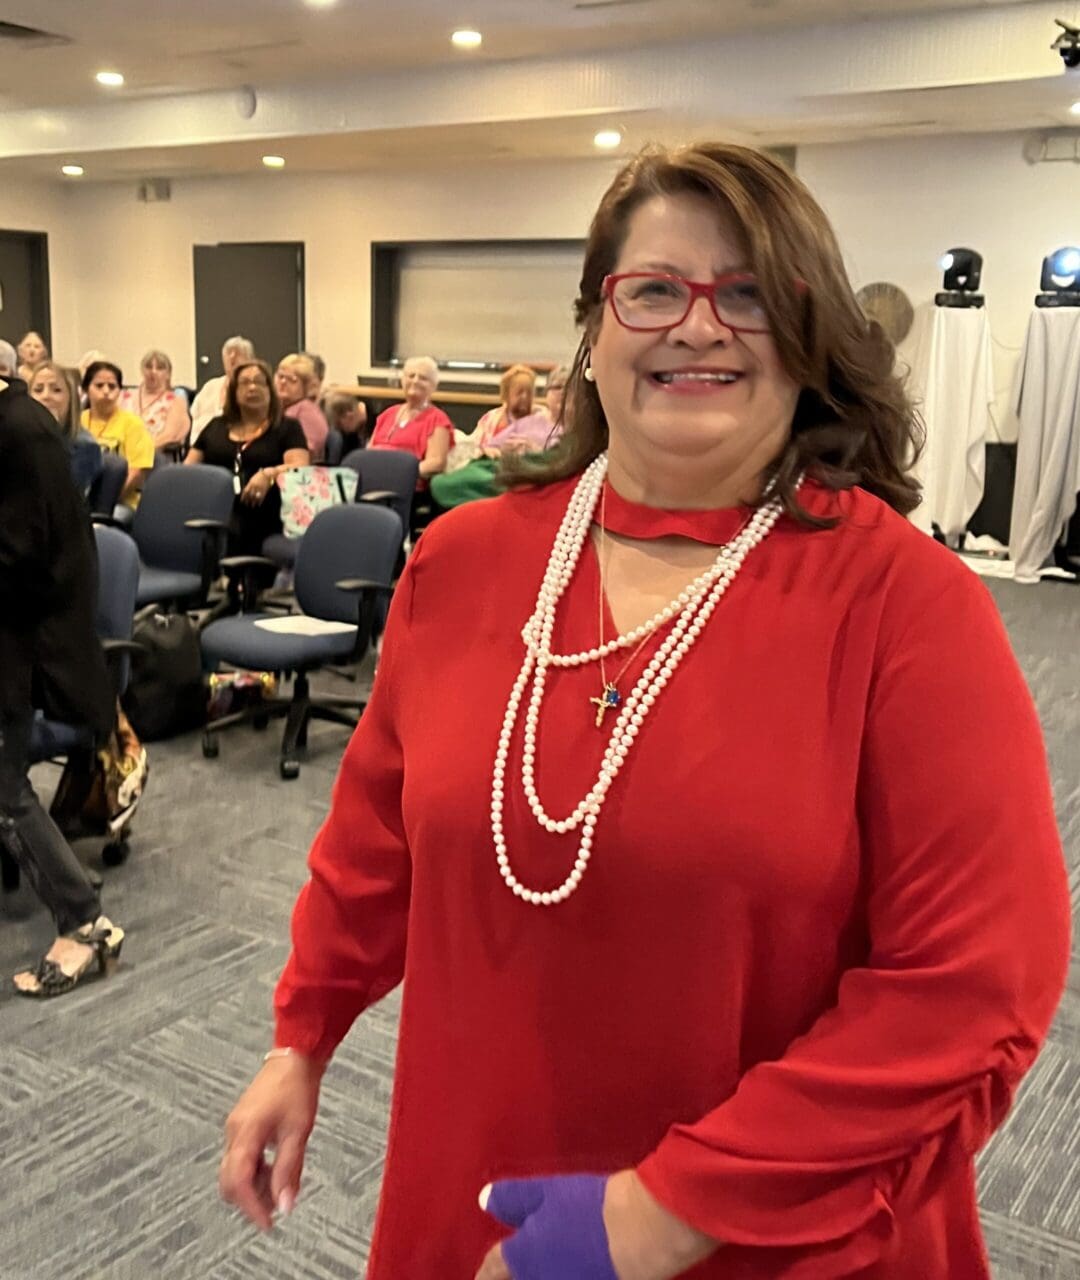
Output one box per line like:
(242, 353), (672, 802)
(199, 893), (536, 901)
(253, 616), (357, 636)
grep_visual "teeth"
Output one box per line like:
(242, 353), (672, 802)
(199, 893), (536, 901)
(655, 371), (738, 384)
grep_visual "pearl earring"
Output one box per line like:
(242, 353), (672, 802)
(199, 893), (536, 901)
(583, 365), (595, 383)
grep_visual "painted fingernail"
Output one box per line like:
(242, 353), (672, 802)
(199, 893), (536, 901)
(478, 1183), (492, 1211)
(277, 1189), (296, 1217)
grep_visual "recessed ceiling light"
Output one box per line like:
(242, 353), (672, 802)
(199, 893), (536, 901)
(1070, 100), (1080, 115)
(262, 155), (286, 169)
(451, 29), (483, 49)
(302, 0), (339, 7)
(593, 129), (623, 149)
(61, 164), (84, 177)
(95, 71), (124, 87)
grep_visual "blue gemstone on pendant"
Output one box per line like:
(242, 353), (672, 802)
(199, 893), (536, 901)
(604, 688), (621, 707)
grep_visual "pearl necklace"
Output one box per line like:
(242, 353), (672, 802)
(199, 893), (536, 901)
(492, 453), (789, 907)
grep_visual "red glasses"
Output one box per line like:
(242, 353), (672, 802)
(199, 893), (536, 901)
(603, 271), (776, 334)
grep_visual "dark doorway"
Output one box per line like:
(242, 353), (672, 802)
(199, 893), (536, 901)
(0, 230), (51, 354)
(193, 242), (305, 388)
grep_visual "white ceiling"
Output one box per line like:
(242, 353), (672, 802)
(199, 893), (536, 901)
(1, 0), (1078, 180)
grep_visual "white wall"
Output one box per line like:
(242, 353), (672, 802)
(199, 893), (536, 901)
(798, 132), (1079, 442)
(0, 178), (78, 358)
(4, 131), (1075, 435)
(35, 159), (620, 389)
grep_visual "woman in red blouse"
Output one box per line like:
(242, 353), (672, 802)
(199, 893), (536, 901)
(220, 144), (1070, 1279)
(368, 354), (453, 484)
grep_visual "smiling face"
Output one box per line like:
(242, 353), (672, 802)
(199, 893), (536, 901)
(29, 366), (71, 424)
(401, 360), (436, 407)
(87, 368), (121, 419)
(588, 191), (800, 467)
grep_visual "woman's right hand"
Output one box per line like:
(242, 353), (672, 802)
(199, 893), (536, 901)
(219, 1053), (324, 1231)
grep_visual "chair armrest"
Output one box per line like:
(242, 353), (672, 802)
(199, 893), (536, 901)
(335, 578), (393, 594)
(101, 638), (146, 656)
(184, 518), (229, 532)
(220, 555), (278, 574)
(90, 514), (131, 530)
(359, 489), (397, 507)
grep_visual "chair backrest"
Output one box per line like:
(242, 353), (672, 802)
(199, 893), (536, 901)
(88, 450), (129, 516)
(342, 446), (417, 535)
(294, 504), (402, 624)
(325, 427), (344, 466)
(94, 523), (140, 692)
(132, 464), (234, 573)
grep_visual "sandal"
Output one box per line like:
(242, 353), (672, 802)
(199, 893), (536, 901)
(13, 916), (125, 999)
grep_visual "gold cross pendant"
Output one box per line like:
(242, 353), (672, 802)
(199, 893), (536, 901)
(589, 683), (621, 728)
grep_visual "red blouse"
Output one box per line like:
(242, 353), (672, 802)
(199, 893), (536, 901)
(274, 476), (1069, 1279)
(369, 403), (453, 462)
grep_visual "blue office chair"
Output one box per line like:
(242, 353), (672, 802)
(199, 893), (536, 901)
(200, 503), (401, 779)
(342, 447), (418, 543)
(125, 465), (234, 609)
(262, 464), (402, 570)
(30, 525), (141, 870)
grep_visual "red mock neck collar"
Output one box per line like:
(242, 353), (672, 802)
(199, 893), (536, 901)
(596, 479), (760, 545)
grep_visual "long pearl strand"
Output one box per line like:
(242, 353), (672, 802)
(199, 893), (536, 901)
(492, 453), (788, 906)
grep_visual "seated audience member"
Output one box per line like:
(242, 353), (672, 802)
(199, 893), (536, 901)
(471, 364), (540, 454)
(369, 355), (453, 484)
(190, 336), (255, 444)
(302, 352), (326, 403)
(120, 349), (191, 450)
(28, 361), (103, 498)
(275, 354), (329, 462)
(185, 359), (309, 555)
(323, 391), (368, 450)
(16, 330), (49, 383)
(432, 364), (560, 510)
(0, 356), (125, 999)
(541, 363), (570, 425)
(81, 361), (155, 507)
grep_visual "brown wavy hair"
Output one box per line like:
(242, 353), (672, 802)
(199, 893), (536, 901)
(505, 142), (923, 524)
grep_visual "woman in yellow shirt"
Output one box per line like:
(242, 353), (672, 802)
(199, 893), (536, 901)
(80, 361), (155, 506)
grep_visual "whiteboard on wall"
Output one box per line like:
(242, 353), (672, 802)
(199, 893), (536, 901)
(394, 242), (584, 367)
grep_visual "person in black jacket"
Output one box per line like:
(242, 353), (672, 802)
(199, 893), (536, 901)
(0, 353), (126, 997)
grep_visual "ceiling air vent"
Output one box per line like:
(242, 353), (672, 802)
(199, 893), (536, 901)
(0, 20), (70, 48)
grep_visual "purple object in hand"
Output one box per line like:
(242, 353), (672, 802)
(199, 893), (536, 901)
(482, 1174), (620, 1280)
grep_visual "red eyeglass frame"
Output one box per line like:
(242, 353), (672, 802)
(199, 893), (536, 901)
(601, 271), (802, 334)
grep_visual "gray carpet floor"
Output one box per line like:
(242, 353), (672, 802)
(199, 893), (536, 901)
(1, 576), (1078, 1280)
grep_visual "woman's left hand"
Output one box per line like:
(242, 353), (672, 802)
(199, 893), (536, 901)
(475, 1170), (717, 1280)
(240, 471), (273, 506)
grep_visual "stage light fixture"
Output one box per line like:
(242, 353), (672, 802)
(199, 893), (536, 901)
(1036, 245), (1080, 307)
(935, 247), (984, 308)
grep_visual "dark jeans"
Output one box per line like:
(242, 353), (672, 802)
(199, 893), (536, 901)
(0, 710), (101, 935)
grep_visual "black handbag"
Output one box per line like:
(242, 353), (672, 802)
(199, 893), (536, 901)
(122, 612), (206, 741)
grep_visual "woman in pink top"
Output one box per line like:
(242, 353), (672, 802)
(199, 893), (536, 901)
(369, 355), (453, 485)
(275, 354), (329, 462)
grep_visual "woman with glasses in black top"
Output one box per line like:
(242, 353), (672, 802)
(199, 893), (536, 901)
(185, 359), (309, 555)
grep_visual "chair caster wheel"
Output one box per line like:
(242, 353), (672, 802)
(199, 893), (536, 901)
(252, 713), (270, 731)
(280, 759), (300, 780)
(202, 734), (219, 759)
(102, 839), (130, 867)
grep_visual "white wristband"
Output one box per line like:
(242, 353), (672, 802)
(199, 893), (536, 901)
(264, 1047), (295, 1062)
